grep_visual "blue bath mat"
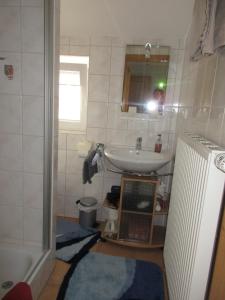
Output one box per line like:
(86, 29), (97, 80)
(56, 218), (100, 263)
(57, 252), (164, 300)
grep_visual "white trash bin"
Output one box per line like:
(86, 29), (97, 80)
(76, 197), (98, 228)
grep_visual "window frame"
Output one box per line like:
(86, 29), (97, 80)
(59, 61), (88, 132)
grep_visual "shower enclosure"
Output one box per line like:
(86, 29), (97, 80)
(0, 0), (58, 299)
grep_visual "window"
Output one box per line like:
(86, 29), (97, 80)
(59, 56), (89, 132)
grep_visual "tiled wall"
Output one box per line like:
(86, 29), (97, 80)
(177, 31), (225, 146)
(56, 35), (184, 220)
(0, 0), (44, 246)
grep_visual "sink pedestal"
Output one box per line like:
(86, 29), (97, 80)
(102, 175), (170, 248)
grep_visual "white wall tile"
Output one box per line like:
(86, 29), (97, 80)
(177, 28), (225, 145)
(66, 150), (84, 174)
(89, 46), (111, 75)
(58, 133), (67, 150)
(0, 0), (20, 6)
(212, 55), (225, 108)
(69, 45), (90, 56)
(165, 78), (175, 104)
(106, 129), (127, 146)
(60, 37), (70, 46)
(109, 76), (123, 103)
(24, 173), (43, 209)
(127, 119), (148, 131)
(167, 49), (178, 79)
(65, 173), (84, 197)
(0, 205), (23, 240)
(201, 55), (217, 107)
(111, 37), (126, 47)
(64, 196), (79, 218)
(55, 195), (65, 216)
(220, 118), (225, 147)
(86, 127), (106, 144)
(88, 75), (109, 101)
(0, 170), (23, 205)
(60, 45), (70, 55)
(23, 96), (44, 136)
(87, 102), (108, 128)
(0, 7), (21, 51)
(23, 136), (43, 173)
(24, 208), (43, 243)
(107, 103), (127, 130)
(0, 0), (45, 247)
(70, 36), (90, 46)
(0, 52), (22, 94)
(110, 47), (125, 75)
(0, 94), (22, 134)
(57, 173), (66, 195)
(21, 0), (43, 7)
(22, 7), (44, 53)
(67, 134), (86, 150)
(58, 150), (67, 173)
(205, 107), (224, 144)
(90, 36), (111, 46)
(0, 133), (22, 171)
(22, 53), (44, 96)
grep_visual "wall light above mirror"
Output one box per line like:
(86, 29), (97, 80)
(121, 44), (170, 114)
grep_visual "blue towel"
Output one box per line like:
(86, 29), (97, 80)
(82, 149), (98, 184)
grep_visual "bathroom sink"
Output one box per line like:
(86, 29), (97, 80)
(104, 147), (171, 173)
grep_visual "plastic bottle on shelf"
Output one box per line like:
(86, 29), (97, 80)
(154, 134), (162, 153)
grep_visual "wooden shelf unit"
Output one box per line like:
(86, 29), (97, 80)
(103, 175), (169, 248)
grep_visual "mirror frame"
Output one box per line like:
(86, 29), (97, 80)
(122, 53), (170, 112)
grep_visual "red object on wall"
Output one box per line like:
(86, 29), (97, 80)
(2, 282), (33, 300)
(4, 65), (14, 80)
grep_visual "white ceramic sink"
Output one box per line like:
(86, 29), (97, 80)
(104, 147), (171, 173)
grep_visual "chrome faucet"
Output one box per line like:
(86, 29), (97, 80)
(136, 137), (142, 151)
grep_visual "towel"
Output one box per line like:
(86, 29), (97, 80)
(191, 0), (217, 61)
(83, 149), (98, 184)
(214, 0), (225, 51)
(2, 283), (32, 300)
(191, 0), (225, 61)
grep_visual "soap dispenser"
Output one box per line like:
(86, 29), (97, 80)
(154, 134), (162, 153)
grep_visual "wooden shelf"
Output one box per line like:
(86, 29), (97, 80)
(151, 225), (166, 246)
(103, 237), (164, 249)
(121, 210), (153, 216)
(154, 209), (169, 215)
(102, 233), (160, 249)
(102, 175), (170, 249)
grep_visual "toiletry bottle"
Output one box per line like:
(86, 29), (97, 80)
(155, 134), (162, 153)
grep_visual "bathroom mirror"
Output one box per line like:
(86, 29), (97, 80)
(121, 44), (170, 113)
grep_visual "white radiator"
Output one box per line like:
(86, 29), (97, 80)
(164, 134), (225, 300)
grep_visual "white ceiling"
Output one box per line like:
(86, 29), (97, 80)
(60, 0), (195, 46)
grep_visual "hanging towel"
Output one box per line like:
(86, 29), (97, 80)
(82, 149), (98, 184)
(191, 0), (218, 61)
(214, 0), (225, 51)
(191, 0), (225, 61)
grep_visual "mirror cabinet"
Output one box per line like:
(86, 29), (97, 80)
(122, 45), (170, 114)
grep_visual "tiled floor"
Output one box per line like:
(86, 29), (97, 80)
(38, 218), (167, 300)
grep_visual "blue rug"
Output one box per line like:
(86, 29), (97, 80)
(56, 219), (100, 263)
(57, 252), (164, 300)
